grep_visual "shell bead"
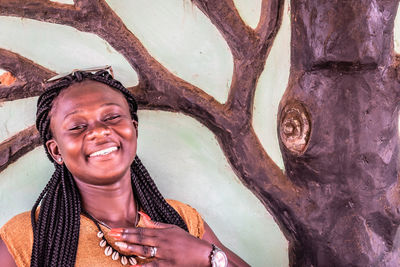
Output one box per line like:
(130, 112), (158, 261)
(112, 251), (119, 260)
(105, 246), (113, 256)
(94, 228), (138, 265)
(129, 257), (138, 265)
(99, 239), (107, 248)
(121, 256), (128, 265)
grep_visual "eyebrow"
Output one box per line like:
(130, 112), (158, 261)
(63, 103), (123, 120)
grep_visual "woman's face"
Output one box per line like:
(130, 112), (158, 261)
(46, 80), (138, 185)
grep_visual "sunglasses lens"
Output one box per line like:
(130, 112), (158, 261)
(46, 72), (71, 82)
(45, 65), (113, 83)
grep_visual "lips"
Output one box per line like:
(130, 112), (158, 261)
(88, 146), (119, 158)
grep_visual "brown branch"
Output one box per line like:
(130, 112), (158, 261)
(0, 125), (41, 173)
(217, 126), (304, 240)
(185, 0), (285, 127)
(256, 0), (285, 46)
(128, 82), (232, 133)
(225, 0), (285, 125)
(191, 0), (256, 59)
(0, 48), (55, 101)
(0, 0), (80, 26)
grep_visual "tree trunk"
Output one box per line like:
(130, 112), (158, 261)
(278, 1), (400, 266)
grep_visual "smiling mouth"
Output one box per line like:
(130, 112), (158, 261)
(89, 146), (118, 158)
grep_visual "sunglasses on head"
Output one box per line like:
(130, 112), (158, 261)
(45, 65), (114, 83)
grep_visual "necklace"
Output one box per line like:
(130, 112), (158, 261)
(81, 209), (142, 265)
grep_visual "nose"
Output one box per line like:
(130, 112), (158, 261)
(86, 121), (111, 140)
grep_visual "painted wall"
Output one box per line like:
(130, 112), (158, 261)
(0, 0), (298, 266)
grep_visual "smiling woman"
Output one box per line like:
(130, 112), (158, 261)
(0, 69), (249, 267)
(46, 81), (138, 186)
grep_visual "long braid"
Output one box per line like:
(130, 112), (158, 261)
(132, 157), (188, 230)
(31, 69), (187, 266)
(30, 164), (81, 267)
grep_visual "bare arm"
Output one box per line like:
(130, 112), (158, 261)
(202, 222), (250, 267)
(109, 214), (250, 266)
(0, 238), (17, 267)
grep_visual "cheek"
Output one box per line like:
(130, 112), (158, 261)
(119, 124), (137, 143)
(59, 137), (83, 158)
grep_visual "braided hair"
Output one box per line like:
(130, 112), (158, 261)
(31, 70), (188, 267)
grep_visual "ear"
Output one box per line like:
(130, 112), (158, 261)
(46, 139), (63, 165)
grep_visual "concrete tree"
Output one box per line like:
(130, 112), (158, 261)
(1, 0), (400, 266)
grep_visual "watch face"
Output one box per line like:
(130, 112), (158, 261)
(214, 250), (228, 267)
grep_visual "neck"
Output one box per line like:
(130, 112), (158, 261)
(74, 172), (137, 229)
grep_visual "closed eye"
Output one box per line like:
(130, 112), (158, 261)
(69, 124), (87, 131)
(104, 115), (121, 121)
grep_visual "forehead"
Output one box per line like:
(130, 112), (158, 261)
(51, 80), (130, 118)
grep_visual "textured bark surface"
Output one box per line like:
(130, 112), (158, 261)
(1, 0), (400, 266)
(277, 1), (400, 266)
(0, 48), (55, 101)
(0, 126), (40, 172)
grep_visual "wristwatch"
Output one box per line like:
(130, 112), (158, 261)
(210, 244), (228, 267)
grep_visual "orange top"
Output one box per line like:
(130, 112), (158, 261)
(0, 199), (204, 267)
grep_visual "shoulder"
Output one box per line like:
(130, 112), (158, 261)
(1, 211), (32, 233)
(165, 199), (201, 220)
(0, 211), (33, 267)
(0, 211), (33, 243)
(166, 199), (205, 239)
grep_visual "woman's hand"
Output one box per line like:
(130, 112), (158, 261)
(109, 212), (212, 267)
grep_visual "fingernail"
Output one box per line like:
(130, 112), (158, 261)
(138, 211), (151, 221)
(110, 228), (124, 233)
(108, 232), (122, 239)
(115, 241), (128, 249)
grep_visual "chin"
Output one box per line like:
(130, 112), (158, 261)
(90, 169), (131, 185)
(86, 175), (127, 186)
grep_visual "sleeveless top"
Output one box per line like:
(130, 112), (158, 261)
(0, 199), (204, 267)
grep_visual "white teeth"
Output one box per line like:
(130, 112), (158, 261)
(89, 147), (118, 157)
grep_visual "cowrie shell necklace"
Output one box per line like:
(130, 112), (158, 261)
(82, 209), (142, 265)
(96, 229), (139, 265)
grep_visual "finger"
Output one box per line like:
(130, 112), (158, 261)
(109, 226), (176, 246)
(110, 227), (156, 238)
(110, 225), (173, 240)
(117, 229), (157, 246)
(138, 212), (169, 229)
(131, 259), (166, 267)
(115, 242), (159, 258)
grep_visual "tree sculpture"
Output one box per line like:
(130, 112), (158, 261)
(1, 0), (400, 266)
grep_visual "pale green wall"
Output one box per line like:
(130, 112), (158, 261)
(0, 1), (293, 266)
